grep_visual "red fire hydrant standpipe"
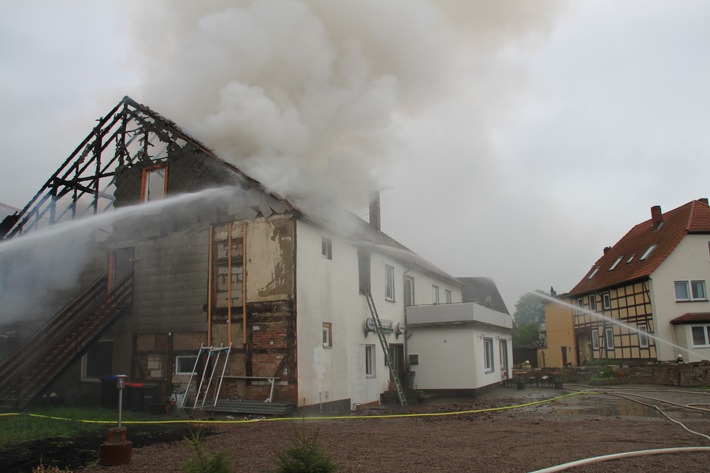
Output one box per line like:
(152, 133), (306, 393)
(98, 375), (133, 466)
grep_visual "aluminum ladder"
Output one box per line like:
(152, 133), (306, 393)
(182, 343), (231, 410)
(364, 291), (407, 406)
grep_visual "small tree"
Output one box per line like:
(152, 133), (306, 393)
(275, 426), (337, 473)
(182, 429), (231, 473)
(513, 291), (547, 327)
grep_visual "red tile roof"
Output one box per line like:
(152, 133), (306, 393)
(569, 200), (710, 296)
(670, 313), (710, 325)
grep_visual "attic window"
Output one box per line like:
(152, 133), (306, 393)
(140, 163), (168, 202)
(626, 254), (636, 264)
(587, 266), (600, 279)
(640, 244), (657, 261)
(609, 256), (623, 271)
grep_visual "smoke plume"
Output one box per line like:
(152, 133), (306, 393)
(128, 0), (563, 210)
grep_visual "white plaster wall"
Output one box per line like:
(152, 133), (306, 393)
(407, 302), (513, 328)
(295, 219), (464, 408)
(408, 326), (512, 390)
(651, 235), (710, 361)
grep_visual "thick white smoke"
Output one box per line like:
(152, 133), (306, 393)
(128, 0), (564, 209)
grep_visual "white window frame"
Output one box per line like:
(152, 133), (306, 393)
(365, 344), (376, 377)
(638, 324), (649, 348)
(605, 328), (615, 350)
(432, 285), (440, 305)
(675, 280), (708, 301)
(639, 244), (657, 261)
(691, 325), (710, 347)
(484, 338), (495, 373)
(175, 355), (198, 375)
(445, 289), (452, 304)
(573, 297), (584, 315)
(591, 329), (599, 350)
(321, 237), (332, 260)
(589, 294), (597, 312)
(602, 292), (611, 310)
(609, 255), (623, 271)
(385, 264), (395, 301)
(322, 322), (332, 348)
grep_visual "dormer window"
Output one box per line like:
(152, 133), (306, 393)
(609, 256), (623, 271)
(640, 244), (657, 261)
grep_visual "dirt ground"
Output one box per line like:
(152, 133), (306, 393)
(5, 385), (710, 472)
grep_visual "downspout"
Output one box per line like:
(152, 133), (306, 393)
(207, 225), (213, 346)
(242, 222), (248, 347)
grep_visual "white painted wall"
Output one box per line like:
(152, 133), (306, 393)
(406, 303), (513, 391)
(651, 235), (710, 361)
(295, 218), (463, 409)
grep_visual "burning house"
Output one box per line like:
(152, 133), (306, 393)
(0, 97), (512, 413)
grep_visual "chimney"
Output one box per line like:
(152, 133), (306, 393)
(369, 190), (381, 231)
(651, 205), (663, 230)
(699, 198), (708, 205)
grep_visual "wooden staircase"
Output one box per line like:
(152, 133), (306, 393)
(0, 273), (134, 410)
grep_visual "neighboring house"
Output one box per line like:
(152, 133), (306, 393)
(0, 97), (503, 411)
(539, 294), (575, 368)
(546, 200), (710, 366)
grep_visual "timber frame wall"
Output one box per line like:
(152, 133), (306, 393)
(572, 279), (657, 363)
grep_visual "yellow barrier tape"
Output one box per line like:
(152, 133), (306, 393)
(0, 391), (600, 425)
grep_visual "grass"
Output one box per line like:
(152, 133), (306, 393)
(0, 406), (151, 447)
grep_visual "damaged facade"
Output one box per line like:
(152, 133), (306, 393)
(0, 97), (512, 412)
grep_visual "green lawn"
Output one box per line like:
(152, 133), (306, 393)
(0, 407), (151, 447)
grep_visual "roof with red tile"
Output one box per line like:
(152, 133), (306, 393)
(670, 312), (710, 325)
(569, 200), (710, 297)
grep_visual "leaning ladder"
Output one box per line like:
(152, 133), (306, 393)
(364, 291), (407, 406)
(181, 344), (232, 410)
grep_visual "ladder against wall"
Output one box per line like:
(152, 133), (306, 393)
(364, 291), (407, 406)
(181, 344), (231, 410)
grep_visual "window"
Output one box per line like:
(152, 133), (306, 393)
(605, 328), (615, 350)
(432, 285), (440, 305)
(404, 276), (415, 307)
(175, 355), (198, 375)
(573, 297), (584, 315)
(83, 340), (113, 380)
(385, 265), (395, 301)
(638, 324), (649, 348)
(321, 237), (332, 259)
(587, 266), (600, 280)
(484, 338), (494, 373)
(365, 344), (376, 377)
(591, 329), (599, 350)
(140, 164), (168, 202)
(445, 289), (452, 304)
(589, 294), (597, 312)
(691, 326), (710, 347)
(602, 292), (611, 310)
(639, 244), (657, 261)
(609, 256), (623, 271)
(626, 254), (636, 264)
(322, 322), (332, 348)
(358, 251), (371, 294)
(675, 280), (708, 301)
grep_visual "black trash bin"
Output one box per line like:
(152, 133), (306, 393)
(99, 375), (118, 408)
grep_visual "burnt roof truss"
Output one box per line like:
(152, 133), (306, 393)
(0, 97), (206, 240)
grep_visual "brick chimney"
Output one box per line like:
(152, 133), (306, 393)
(369, 190), (381, 231)
(699, 198), (708, 205)
(651, 205), (663, 230)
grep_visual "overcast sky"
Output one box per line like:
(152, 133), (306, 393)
(1, 1), (709, 311)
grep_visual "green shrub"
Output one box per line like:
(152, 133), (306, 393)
(182, 429), (231, 473)
(275, 425), (337, 473)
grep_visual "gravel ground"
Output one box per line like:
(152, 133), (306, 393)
(15, 385), (710, 472)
